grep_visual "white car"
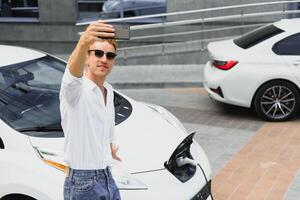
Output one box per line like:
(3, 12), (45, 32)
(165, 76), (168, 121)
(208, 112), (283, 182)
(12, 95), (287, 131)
(102, 0), (166, 19)
(204, 18), (300, 121)
(0, 45), (212, 200)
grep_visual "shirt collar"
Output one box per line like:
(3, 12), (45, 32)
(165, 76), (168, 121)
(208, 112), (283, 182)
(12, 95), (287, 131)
(84, 76), (112, 91)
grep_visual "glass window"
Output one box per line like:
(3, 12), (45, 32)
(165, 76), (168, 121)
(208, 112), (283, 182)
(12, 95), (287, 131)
(0, 55), (132, 138)
(77, 0), (107, 22)
(114, 91), (132, 126)
(234, 25), (284, 49)
(0, 56), (64, 131)
(273, 33), (300, 55)
(0, 0), (39, 20)
(77, 0), (166, 23)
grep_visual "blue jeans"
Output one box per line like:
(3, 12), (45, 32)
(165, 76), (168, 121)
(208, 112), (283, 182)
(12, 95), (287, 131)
(64, 167), (121, 200)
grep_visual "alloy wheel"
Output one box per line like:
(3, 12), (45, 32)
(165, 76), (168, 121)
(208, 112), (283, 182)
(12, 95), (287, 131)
(260, 85), (296, 120)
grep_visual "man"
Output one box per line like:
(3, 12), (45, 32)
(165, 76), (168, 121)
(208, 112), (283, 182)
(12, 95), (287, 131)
(60, 21), (121, 200)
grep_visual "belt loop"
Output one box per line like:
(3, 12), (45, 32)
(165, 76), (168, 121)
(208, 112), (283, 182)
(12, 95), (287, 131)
(104, 167), (108, 178)
(69, 168), (74, 180)
(106, 166), (110, 177)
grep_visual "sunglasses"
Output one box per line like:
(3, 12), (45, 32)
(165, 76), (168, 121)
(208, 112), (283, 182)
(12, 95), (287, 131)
(88, 49), (117, 60)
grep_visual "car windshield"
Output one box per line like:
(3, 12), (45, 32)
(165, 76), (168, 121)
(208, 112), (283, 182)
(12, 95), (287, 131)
(234, 24), (284, 49)
(0, 55), (64, 131)
(0, 54), (133, 138)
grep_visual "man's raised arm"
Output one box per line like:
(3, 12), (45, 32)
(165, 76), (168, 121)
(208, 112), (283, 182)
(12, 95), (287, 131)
(67, 21), (115, 78)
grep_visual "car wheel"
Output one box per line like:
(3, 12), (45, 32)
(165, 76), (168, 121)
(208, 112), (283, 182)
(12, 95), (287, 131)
(254, 80), (300, 121)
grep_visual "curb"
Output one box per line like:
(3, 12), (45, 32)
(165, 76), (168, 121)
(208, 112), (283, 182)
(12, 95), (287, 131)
(111, 82), (203, 89)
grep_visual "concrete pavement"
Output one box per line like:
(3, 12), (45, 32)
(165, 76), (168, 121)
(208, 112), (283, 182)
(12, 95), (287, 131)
(119, 87), (300, 200)
(108, 64), (300, 200)
(54, 57), (300, 199)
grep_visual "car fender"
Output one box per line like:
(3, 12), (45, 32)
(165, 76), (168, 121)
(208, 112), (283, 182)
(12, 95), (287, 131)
(250, 76), (300, 107)
(0, 184), (51, 200)
(0, 154), (64, 200)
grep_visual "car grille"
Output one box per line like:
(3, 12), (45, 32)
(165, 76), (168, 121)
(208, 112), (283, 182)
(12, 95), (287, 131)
(191, 180), (212, 200)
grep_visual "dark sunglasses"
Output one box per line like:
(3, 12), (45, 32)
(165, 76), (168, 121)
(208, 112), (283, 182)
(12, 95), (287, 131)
(88, 49), (117, 60)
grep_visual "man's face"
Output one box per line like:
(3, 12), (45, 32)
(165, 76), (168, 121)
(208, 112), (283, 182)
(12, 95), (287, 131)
(86, 41), (116, 79)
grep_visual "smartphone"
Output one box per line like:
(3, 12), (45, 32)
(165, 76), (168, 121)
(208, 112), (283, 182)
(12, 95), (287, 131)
(112, 23), (130, 40)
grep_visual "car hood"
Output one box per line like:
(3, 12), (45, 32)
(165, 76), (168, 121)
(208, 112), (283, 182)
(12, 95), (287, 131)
(29, 101), (187, 173)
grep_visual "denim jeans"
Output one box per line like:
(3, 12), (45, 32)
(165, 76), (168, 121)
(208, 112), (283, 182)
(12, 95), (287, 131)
(64, 167), (121, 200)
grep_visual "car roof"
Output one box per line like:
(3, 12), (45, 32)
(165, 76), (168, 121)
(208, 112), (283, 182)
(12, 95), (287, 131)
(0, 45), (46, 67)
(274, 18), (300, 32)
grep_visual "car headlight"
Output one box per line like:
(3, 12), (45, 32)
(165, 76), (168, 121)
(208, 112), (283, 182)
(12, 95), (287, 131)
(110, 160), (148, 190)
(34, 147), (68, 173)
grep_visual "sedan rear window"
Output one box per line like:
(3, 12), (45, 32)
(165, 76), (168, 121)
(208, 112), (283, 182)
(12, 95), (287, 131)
(234, 25), (284, 49)
(273, 33), (300, 55)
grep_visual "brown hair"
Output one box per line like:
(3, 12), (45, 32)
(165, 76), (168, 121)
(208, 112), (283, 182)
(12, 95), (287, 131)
(100, 38), (117, 51)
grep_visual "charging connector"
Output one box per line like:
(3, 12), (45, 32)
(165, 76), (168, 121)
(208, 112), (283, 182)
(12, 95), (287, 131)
(176, 156), (214, 200)
(176, 156), (198, 167)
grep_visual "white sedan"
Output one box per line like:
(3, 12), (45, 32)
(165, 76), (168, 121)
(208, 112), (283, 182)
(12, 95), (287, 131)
(0, 45), (212, 200)
(204, 18), (300, 121)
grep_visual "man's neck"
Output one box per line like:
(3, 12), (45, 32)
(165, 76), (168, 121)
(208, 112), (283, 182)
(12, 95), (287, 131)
(86, 72), (106, 88)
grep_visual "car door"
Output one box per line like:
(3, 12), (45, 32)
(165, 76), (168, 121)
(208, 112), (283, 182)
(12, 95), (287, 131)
(272, 32), (300, 84)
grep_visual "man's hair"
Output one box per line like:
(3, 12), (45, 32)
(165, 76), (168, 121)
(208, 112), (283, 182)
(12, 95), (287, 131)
(101, 38), (117, 51)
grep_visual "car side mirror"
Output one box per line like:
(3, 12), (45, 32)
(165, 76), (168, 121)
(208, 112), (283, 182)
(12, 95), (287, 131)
(0, 137), (4, 149)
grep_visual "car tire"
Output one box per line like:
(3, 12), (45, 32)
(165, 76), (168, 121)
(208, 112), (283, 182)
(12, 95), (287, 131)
(254, 80), (300, 121)
(2, 195), (36, 200)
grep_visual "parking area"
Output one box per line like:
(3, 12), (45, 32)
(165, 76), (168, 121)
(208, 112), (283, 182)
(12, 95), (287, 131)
(119, 87), (300, 200)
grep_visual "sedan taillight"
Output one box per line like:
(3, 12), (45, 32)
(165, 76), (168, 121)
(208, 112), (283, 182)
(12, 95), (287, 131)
(212, 60), (238, 70)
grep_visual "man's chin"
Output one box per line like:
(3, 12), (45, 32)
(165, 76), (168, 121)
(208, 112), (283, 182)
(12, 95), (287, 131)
(95, 70), (109, 78)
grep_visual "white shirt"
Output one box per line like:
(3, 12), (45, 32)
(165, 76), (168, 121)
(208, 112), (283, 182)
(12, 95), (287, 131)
(59, 68), (116, 170)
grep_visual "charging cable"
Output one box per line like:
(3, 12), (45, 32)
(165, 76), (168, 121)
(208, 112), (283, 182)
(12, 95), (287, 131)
(176, 157), (214, 200)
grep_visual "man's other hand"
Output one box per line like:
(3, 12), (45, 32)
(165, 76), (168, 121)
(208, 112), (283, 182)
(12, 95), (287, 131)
(111, 143), (122, 161)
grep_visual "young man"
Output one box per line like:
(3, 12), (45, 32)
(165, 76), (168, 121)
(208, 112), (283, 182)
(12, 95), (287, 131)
(60, 21), (121, 200)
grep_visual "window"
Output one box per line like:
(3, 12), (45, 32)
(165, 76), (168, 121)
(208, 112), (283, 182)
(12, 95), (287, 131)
(0, 56), (64, 132)
(273, 33), (300, 55)
(0, 55), (132, 138)
(114, 91), (132, 126)
(77, 0), (106, 22)
(0, 0), (39, 21)
(77, 0), (166, 23)
(234, 25), (284, 49)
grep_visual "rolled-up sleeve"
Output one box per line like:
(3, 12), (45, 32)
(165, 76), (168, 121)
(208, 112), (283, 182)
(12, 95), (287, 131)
(60, 67), (83, 106)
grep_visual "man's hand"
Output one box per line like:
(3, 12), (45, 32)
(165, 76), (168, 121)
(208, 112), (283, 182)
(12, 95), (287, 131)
(111, 143), (122, 161)
(79, 21), (115, 49)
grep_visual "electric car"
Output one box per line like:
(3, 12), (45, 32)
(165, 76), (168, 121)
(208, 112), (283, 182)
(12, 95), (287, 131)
(204, 19), (300, 121)
(0, 45), (212, 200)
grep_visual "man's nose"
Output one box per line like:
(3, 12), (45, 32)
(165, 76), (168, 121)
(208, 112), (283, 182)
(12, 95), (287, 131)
(99, 55), (108, 62)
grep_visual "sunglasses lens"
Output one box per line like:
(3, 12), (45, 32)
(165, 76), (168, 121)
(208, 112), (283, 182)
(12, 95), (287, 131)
(94, 50), (104, 58)
(89, 50), (116, 60)
(106, 52), (116, 60)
